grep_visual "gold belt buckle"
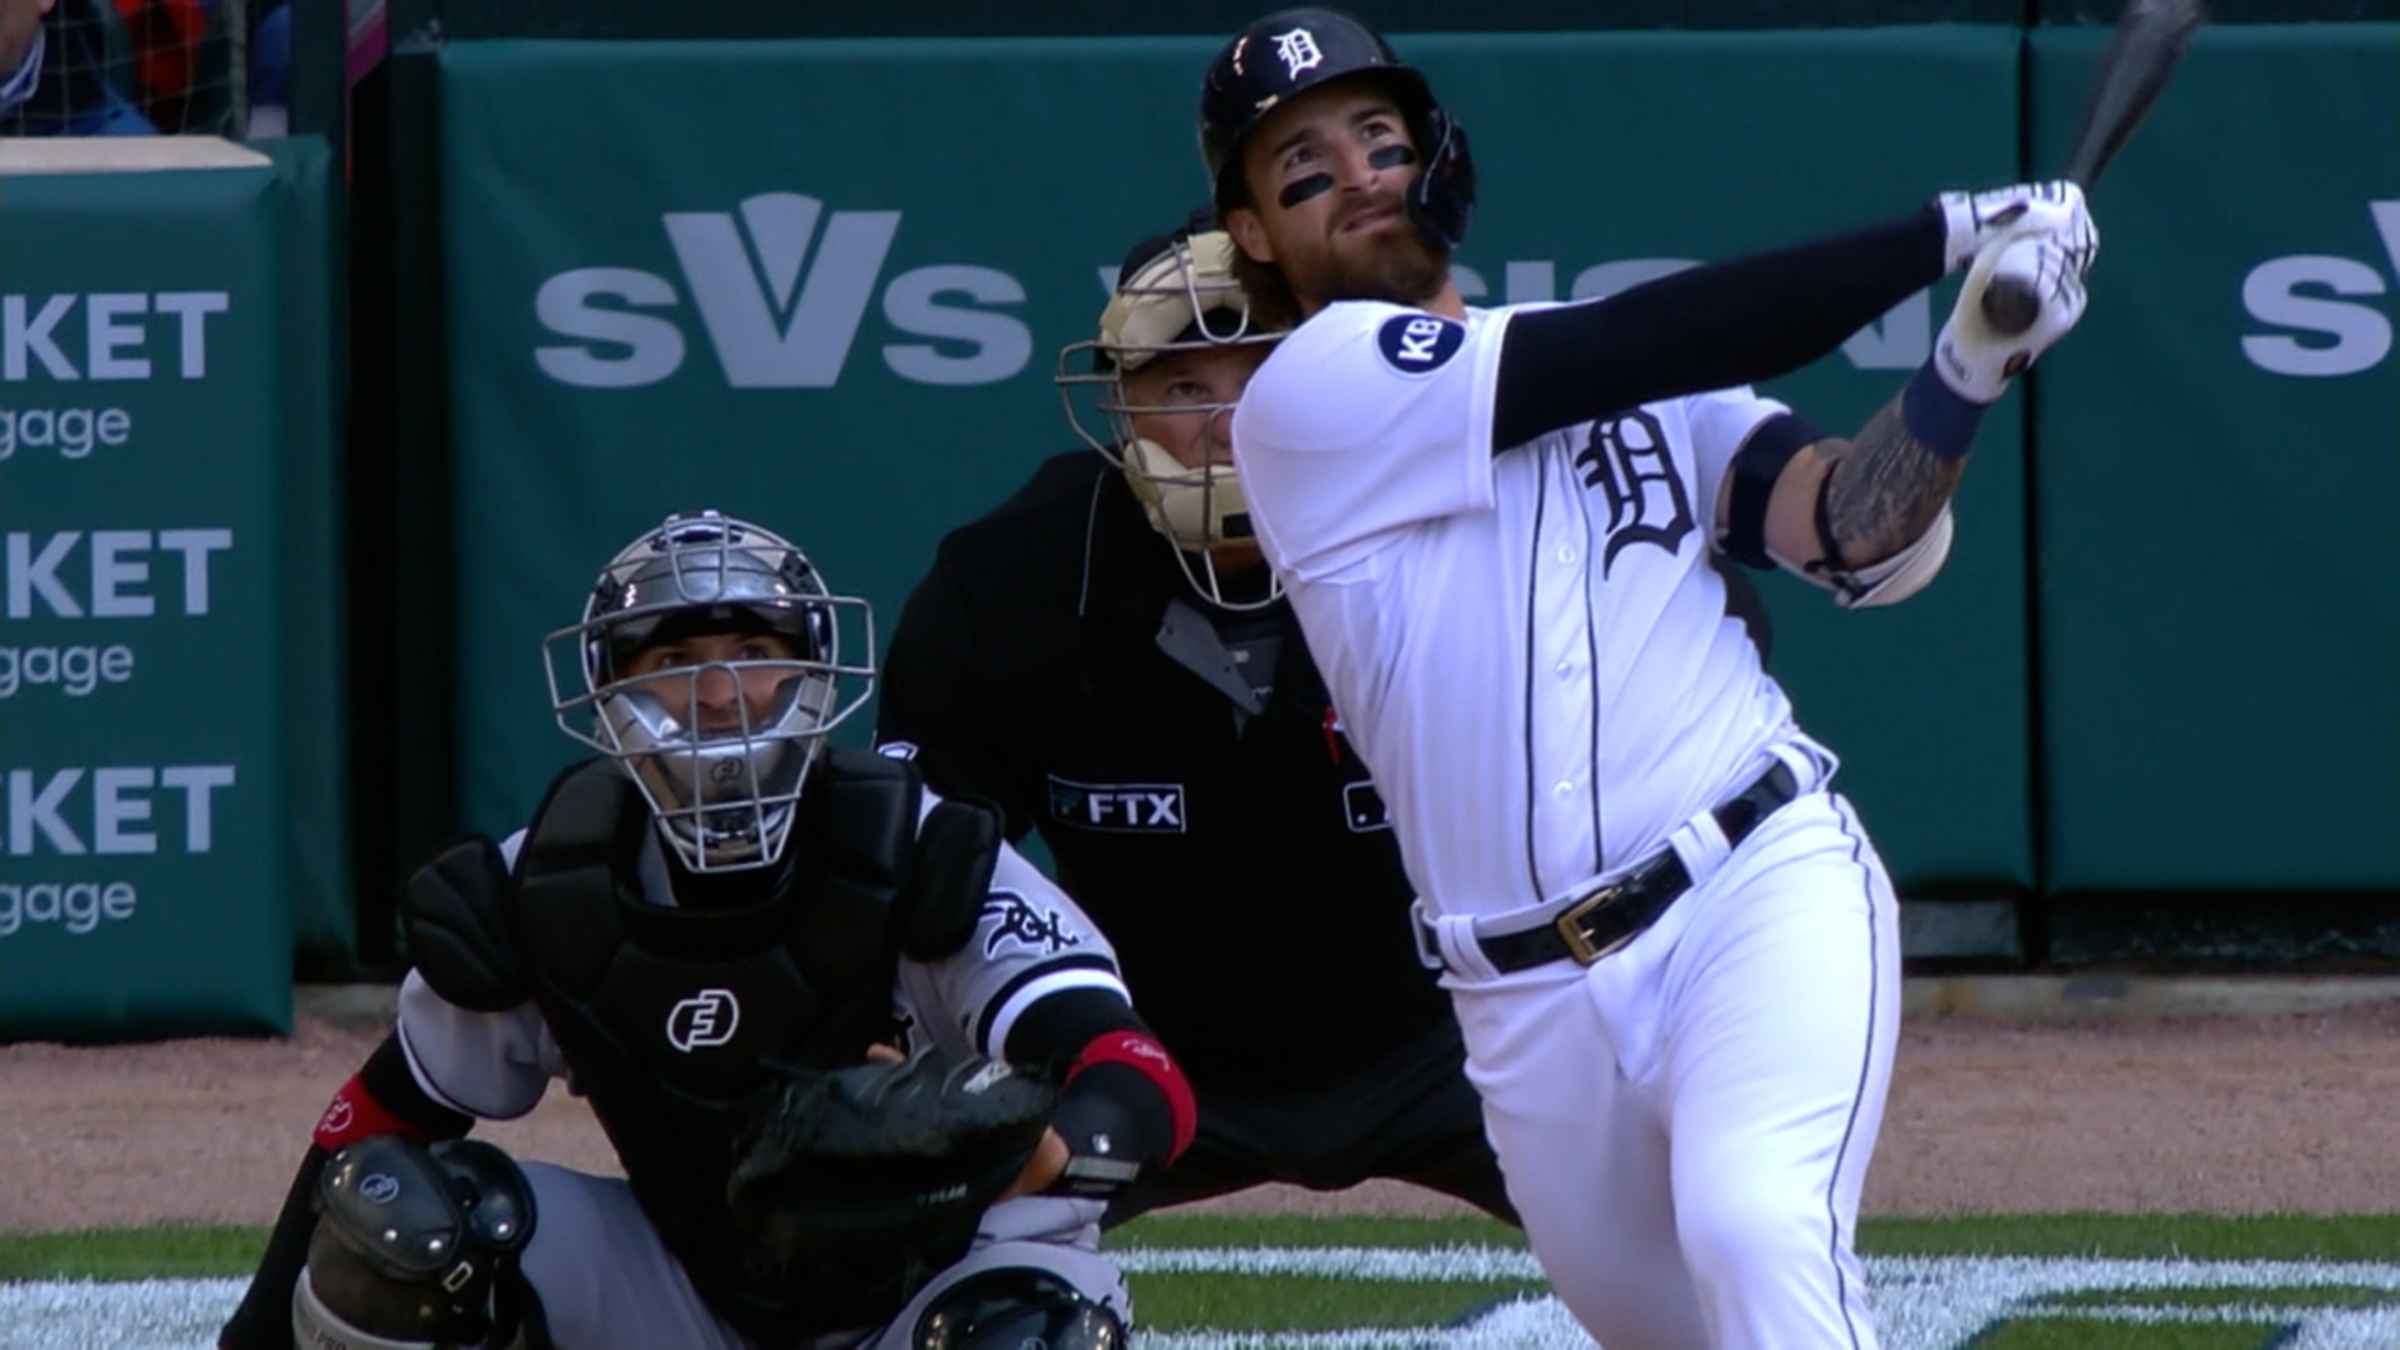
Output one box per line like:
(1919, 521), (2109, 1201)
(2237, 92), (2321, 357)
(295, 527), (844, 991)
(1555, 884), (1630, 965)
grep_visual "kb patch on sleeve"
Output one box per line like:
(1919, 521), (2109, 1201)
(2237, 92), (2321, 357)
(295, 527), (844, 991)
(1375, 312), (1466, 375)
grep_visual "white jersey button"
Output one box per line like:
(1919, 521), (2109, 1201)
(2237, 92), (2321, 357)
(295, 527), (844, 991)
(1554, 779), (1576, 797)
(1556, 660), (1575, 679)
(1556, 546), (1577, 565)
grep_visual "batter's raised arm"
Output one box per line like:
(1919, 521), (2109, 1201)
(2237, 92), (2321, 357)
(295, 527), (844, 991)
(1737, 200), (2099, 607)
(1198, 7), (2086, 470)
(1490, 183), (2091, 452)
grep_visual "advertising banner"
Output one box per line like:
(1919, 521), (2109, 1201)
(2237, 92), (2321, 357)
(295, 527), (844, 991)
(0, 146), (291, 1036)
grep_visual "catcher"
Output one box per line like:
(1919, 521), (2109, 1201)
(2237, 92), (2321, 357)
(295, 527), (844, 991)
(217, 510), (1189, 1350)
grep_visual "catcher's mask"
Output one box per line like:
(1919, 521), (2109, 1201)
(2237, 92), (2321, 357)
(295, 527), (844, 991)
(1055, 224), (1287, 611)
(542, 510), (874, 873)
(1198, 6), (1477, 253)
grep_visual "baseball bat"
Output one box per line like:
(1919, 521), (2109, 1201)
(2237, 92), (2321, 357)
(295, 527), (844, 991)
(1980, 0), (2206, 335)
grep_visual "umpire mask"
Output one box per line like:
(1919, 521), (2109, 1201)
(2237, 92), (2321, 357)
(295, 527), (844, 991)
(542, 511), (876, 872)
(1056, 227), (1288, 611)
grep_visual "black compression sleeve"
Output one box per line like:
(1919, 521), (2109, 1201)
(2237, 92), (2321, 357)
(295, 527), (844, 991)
(1003, 984), (1143, 1064)
(360, 1031), (474, 1137)
(1492, 206), (1947, 451)
(1003, 985), (1178, 1169)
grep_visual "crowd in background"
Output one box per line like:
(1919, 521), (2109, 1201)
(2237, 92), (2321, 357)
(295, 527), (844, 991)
(0, 0), (292, 138)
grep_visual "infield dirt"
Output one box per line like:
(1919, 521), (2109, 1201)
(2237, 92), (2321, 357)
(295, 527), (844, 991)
(7, 995), (2399, 1229)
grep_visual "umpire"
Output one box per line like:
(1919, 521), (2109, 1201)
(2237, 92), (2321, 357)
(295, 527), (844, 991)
(879, 215), (1516, 1226)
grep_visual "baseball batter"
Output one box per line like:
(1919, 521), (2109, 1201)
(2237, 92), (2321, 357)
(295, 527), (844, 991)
(1196, 9), (2097, 1348)
(217, 512), (1191, 1350)
(882, 214), (1519, 1232)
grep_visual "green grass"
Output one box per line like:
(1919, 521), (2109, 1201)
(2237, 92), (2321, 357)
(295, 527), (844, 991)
(0, 1224), (265, 1281)
(14, 1211), (2400, 1347)
(1136, 1275), (1545, 1331)
(2046, 1283), (2400, 1309)
(1107, 1212), (1527, 1251)
(1104, 1212), (1543, 1330)
(1973, 1323), (2282, 1349)
(1862, 1212), (2400, 1260)
(8, 1211), (2400, 1282)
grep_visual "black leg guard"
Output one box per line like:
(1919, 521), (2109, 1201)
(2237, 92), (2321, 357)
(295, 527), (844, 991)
(912, 1267), (1127, 1350)
(296, 1265), (551, 1350)
(294, 1136), (537, 1350)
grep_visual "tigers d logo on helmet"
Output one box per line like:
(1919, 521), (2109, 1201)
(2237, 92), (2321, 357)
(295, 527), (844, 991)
(1197, 7), (1477, 251)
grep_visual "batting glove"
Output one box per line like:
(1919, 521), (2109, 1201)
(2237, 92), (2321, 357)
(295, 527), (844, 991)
(1933, 215), (2101, 403)
(1935, 181), (2089, 274)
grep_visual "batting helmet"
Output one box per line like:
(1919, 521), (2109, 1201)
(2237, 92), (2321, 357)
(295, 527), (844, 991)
(1198, 7), (1476, 251)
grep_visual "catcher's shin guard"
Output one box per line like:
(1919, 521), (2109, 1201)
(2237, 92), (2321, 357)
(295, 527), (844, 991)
(913, 1267), (1127, 1350)
(293, 1136), (540, 1349)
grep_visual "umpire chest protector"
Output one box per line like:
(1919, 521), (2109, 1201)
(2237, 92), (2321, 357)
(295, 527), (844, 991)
(494, 750), (994, 1338)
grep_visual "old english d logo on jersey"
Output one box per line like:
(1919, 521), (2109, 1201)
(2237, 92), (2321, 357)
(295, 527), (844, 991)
(1376, 313), (1466, 376)
(1578, 409), (1696, 573)
(665, 988), (741, 1051)
(1047, 774), (1187, 833)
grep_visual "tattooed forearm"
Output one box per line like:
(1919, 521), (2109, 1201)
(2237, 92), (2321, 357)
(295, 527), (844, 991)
(1817, 391), (1968, 566)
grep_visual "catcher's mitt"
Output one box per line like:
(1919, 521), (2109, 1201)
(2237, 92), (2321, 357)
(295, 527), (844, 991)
(726, 1044), (1058, 1316)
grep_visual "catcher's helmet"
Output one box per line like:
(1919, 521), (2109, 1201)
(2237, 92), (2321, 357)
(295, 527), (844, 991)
(1056, 216), (1287, 611)
(1198, 7), (1476, 251)
(540, 510), (875, 872)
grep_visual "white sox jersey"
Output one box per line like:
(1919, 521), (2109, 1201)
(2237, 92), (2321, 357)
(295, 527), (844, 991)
(1231, 300), (1811, 919)
(390, 788), (1129, 1120)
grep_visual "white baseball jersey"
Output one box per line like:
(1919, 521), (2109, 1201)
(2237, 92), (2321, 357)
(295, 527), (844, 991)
(1231, 300), (1806, 918)
(392, 788), (1129, 1118)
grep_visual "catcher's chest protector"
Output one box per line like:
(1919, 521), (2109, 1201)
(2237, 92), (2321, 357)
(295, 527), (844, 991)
(508, 756), (930, 1339)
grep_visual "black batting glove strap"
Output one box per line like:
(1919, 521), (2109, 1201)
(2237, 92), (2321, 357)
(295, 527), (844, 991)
(1493, 206), (1946, 452)
(1048, 1061), (1175, 1197)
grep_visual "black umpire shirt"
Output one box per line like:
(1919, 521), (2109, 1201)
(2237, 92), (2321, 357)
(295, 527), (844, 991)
(879, 452), (1451, 1095)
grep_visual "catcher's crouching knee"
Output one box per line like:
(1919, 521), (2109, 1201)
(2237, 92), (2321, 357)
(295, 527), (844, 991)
(912, 1266), (1126, 1350)
(293, 1135), (545, 1349)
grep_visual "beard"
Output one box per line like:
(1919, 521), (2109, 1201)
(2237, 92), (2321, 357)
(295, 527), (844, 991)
(1300, 218), (1449, 310)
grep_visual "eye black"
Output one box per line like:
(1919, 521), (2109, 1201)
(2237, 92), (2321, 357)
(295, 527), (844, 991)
(1279, 173), (1335, 209)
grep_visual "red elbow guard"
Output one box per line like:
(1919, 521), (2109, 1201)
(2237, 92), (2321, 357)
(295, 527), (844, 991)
(1069, 1030), (1197, 1162)
(312, 1074), (425, 1153)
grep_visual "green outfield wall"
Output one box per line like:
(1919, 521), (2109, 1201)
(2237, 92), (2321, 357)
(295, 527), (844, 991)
(16, 18), (2397, 1035)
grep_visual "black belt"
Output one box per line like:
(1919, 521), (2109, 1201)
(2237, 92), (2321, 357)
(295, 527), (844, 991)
(1422, 761), (1802, 974)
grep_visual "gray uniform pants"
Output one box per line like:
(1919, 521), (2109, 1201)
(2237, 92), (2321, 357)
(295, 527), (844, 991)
(517, 1164), (1128, 1348)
